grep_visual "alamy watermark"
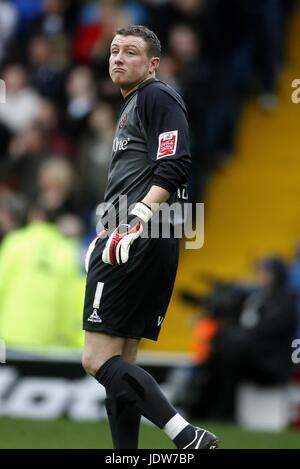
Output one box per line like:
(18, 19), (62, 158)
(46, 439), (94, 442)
(0, 339), (6, 364)
(291, 79), (300, 103)
(95, 196), (205, 249)
(0, 79), (6, 104)
(291, 339), (300, 364)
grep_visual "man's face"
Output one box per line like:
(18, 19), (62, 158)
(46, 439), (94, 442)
(109, 35), (158, 90)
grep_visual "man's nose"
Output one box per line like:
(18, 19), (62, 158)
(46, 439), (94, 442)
(114, 52), (124, 64)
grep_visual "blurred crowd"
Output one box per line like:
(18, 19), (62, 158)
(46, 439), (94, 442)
(0, 0), (298, 349)
(0, 0), (297, 223)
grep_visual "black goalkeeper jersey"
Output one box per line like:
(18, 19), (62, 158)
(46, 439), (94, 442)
(102, 78), (192, 226)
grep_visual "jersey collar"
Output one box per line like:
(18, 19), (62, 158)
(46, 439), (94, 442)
(123, 78), (158, 102)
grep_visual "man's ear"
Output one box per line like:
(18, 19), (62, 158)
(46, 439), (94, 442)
(149, 57), (160, 74)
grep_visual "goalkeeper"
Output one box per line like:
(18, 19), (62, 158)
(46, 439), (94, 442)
(82, 25), (218, 450)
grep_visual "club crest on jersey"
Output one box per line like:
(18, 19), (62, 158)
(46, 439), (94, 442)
(157, 130), (178, 159)
(118, 113), (128, 129)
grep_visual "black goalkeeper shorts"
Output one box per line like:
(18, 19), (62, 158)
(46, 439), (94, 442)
(82, 232), (179, 341)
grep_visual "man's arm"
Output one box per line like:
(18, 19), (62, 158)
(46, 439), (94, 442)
(142, 185), (170, 207)
(137, 83), (192, 195)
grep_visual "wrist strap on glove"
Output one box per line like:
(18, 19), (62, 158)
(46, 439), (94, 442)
(130, 202), (153, 224)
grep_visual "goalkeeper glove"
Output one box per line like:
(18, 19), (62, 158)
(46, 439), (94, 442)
(102, 202), (153, 265)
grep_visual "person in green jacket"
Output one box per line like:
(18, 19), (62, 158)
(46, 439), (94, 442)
(0, 201), (85, 349)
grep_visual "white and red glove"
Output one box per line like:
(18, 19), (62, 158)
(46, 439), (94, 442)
(102, 202), (153, 265)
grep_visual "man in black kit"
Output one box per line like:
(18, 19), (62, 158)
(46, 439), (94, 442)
(82, 25), (219, 450)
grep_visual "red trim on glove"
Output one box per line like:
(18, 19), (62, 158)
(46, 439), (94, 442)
(108, 223), (141, 265)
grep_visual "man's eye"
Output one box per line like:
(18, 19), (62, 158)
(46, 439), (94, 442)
(127, 51), (135, 55)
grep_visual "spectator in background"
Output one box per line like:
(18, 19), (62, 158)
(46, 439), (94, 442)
(171, 0), (205, 41)
(63, 65), (97, 139)
(33, 99), (73, 158)
(144, 0), (205, 49)
(0, 189), (28, 243)
(28, 35), (68, 102)
(0, 126), (49, 198)
(30, 0), (77, 38)
(10, 0), (43, 35)
(0, 64), (41, 135)
(77, 101), (115, 209)
(168, 23), (200, 68)
(0, 200), (85, 348)
(177, 257), (296, 422)
(157, 53), (181, 93)
(37, 156), (78, 217)
(0, 125), (50, 199)
(211, 256), (296, 421)
(172, 280), (247, 420)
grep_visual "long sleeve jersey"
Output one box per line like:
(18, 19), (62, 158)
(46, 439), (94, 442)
(102, 78), (192, 227)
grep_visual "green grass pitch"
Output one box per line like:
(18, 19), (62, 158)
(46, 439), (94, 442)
(0, 418), (299, 449)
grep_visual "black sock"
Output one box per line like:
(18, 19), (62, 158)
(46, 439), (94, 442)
(105, 393), (141, 449)
(95, 355), (177, 428)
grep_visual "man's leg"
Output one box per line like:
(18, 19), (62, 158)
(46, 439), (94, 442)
(82, 332), (219, 449)
(105, 339), (141, 449)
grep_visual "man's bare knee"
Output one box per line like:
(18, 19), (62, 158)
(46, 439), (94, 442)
(82, 331), (124, 376)
(81, 353), (97, 376)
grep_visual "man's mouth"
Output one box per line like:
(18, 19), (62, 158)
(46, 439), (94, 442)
(113, 68), (126, 73)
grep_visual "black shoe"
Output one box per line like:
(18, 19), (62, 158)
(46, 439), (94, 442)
(183, 427), (219, 449)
